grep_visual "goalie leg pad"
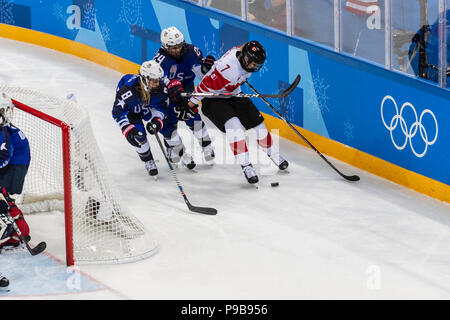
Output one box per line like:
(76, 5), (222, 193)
(0, 216), (14, 247)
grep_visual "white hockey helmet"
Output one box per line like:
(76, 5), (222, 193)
(139, 60), (164, 91)
(0, 93), (14, 126)
(160, 26), (185, 49)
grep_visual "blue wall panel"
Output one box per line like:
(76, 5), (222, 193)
(1, 0), (448, 187)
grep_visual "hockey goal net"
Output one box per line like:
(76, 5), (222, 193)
(0, 85), (158, 265)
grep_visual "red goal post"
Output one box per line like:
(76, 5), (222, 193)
(12, 98), (75, 265)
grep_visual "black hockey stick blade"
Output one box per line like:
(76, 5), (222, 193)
(260, 74), (301, 98)
(317, 153), (360, 182)
(27, 241), (47, 256)
(336, 171), (360, 182)
(187, 202), (218, 215)
(345, 174), (360, 181)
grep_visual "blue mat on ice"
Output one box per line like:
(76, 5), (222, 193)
(0, 251), (103, 297)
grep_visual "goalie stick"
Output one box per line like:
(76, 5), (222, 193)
(0, 189), (47, 256)
(245, 80), (360, 182)
(181, 74), (301, 99)
(154, 134), (218, 215)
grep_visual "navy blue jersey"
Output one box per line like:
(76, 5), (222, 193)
(112, 74), (168, 131)
(0, 125), (31, 168)
(154, 43), (204, 92)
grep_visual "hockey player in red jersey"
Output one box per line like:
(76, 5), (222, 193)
(182, 40), (289, 184)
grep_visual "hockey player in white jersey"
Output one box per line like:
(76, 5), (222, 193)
(184, 40), (289, 184)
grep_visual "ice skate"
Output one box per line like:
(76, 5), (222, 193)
(181, 152), (196, 170)
(0, 275), (9, 291)
(269, 152), (289, 171)
(145, 160), (158, 178)
(202, 144), (215, 163)
(241, 164), (259, 186)
(167, 146), (181, 165)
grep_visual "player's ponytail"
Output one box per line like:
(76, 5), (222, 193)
(139, 82), (151, 105)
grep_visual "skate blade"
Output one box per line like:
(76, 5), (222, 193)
(0, 287), (10, 292)
(246, 181), (259, 189)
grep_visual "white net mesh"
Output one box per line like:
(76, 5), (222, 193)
(0, 85), (158, 265)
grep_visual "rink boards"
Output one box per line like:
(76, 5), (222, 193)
(0, 0), (448, 202)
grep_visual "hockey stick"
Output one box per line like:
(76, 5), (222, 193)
(154, 134), (218, 215)
(245, 80), (360, 182)
(0, 190), (47, 256)
(7, 214), (46, 256)
(181, 74), (301, 99)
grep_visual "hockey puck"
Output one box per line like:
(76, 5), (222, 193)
(271, 182), (279, 187)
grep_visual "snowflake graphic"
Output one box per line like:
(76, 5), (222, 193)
(202, 33), (224, 57)
(83, 2), (96, 30)
(287, 97), (296, 123)
(278, 90), (296, 123)
(307, 70), (330, 119)
(117, 0), (143, 26)
(343, 120), (354, 142)
(0, 0), (15, 25)
(117, 0), (144, 47)
(101, 22), (111, 42)
(256, 62), (269, 78)
(52, 2), (65, 22)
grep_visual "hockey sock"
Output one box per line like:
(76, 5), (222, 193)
(189, 120), (212, 148)
(164, 131), (186, 163)
(225, 117), (250, 167)
(135, 140), (154, 162)
(253, 122), (287, 168)
(253, 122), (274, 153)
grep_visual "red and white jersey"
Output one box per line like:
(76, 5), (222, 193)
(189, 46), (252, 105)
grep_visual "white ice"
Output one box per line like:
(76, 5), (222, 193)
(0, 37), (449, 300)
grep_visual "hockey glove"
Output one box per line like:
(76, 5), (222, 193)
(201, 55), (216, 74)
(174, 103), (198, 121)
(167, 79), (183, 103)
(146, 117), (163, 135)
(123, 124), (145, 147)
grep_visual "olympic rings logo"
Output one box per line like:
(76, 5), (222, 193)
(381, 95), (438, 158)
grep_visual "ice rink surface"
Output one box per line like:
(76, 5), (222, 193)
(0, 37), (449, 300)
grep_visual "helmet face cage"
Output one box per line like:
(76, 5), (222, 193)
(240, 41), (266, 72)
(0, 93), (14, 126)
(139, 60), (164, 92)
